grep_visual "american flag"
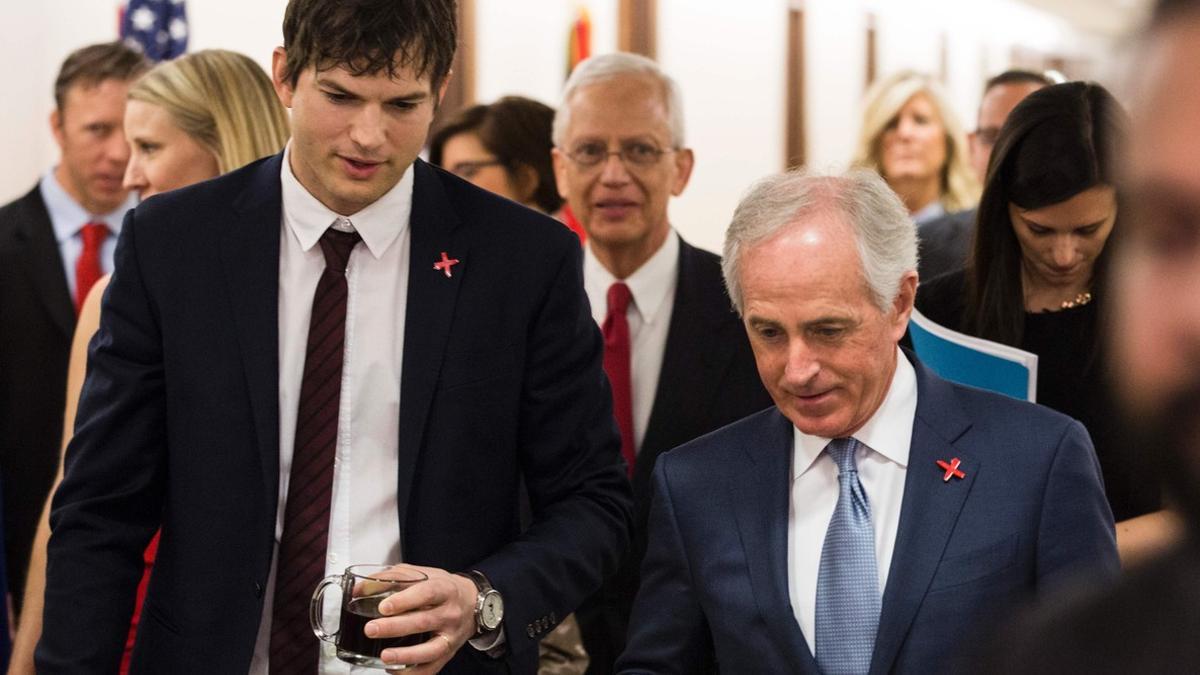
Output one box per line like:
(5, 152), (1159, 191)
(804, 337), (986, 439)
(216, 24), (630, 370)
(120, 0), (188, 62)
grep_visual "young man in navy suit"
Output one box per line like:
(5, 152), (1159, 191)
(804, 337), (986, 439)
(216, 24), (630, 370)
(38, 1), (631, 673)
(618, 169), (1118, 674)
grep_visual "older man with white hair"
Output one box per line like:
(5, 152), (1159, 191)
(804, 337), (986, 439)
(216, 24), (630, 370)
(617, 169), (1117, 674)
(551, 52), (771, 671)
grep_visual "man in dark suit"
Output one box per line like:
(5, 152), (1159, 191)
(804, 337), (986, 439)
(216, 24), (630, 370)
(550, 53), (771, 671)
(618, 169), (1118, 674)
(38, 2), (631, 673)
(980, 3), (1200, 671)
(917, 70), (1052, 282)
(0, 42), (145, 610)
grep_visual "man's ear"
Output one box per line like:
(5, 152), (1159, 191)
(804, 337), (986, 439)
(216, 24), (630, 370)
(671, 148), (695, 196)
(889, 270), (919, 341)
(436, 70), (453, 108)
(271, 47), (295, 108)
(50, 108), (66, 151)
(551, 147), (570, 200)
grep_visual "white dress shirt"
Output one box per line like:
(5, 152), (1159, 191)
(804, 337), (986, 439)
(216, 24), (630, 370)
(250, 145), (412, 675)
(583, 231), (679, 451)
(786, 348), (917, 655)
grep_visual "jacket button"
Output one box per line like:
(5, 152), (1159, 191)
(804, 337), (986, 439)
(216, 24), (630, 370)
(254, 582), (264, 598)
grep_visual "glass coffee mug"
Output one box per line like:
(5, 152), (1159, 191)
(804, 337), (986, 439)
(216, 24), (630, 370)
(310, 565), (431, 669)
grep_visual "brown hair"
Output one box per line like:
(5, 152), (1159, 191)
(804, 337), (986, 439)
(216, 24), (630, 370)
(280, 0), (457, 91)
(428, 96), (562, 213)
(54, 42), (149, 110)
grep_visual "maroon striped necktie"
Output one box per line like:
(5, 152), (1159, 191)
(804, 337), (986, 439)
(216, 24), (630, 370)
(269, 226), (361, 674)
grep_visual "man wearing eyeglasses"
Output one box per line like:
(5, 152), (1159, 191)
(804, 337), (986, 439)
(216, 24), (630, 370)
(918, 70), (1053, 282)
(551, 52), (772, 673)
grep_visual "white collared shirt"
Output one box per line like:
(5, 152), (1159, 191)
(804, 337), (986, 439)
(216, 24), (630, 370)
(786, 348), (917, 655)
(250, 145), (412, 675)
(583, 232), (679, 452)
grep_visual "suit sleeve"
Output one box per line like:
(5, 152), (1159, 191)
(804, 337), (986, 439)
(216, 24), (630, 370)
(474, 239), (634, 658)
(616, 456), (712, 674)
(37, 209), (166, 672)
(1034, 419), (1120, 590)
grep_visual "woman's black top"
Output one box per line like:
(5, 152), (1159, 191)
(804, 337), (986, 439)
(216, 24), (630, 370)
(915, 269), (1160, 522)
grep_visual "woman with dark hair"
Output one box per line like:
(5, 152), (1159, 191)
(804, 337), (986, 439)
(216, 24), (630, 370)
(916, 81), (1164, 559)
(429, 95), (564, 215)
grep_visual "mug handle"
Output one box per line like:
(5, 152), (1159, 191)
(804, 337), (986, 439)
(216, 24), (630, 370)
(310, 574), (343, 642)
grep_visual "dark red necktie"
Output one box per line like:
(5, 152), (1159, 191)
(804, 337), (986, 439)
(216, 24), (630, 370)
(602, 282), (636, 476)
(270, 226), (361, 674)
(75, 222), (108, 314)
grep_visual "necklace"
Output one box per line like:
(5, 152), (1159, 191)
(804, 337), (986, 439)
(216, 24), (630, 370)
(1060, 292), (1092, 309)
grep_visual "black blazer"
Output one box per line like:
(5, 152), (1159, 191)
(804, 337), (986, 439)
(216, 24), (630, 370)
(37, 155), (633, 674)
(0, 184), (75, 610)
(579, 237), (772, 673)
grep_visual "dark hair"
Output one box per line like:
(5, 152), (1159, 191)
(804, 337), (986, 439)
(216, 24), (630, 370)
(281, 0), (457, 90)
(983, 69), (1055, 93)
(54, 42), (149, 111)
(1152, 0), (1200, 26)
(428, 96), (563, 214)
(966, 82), (1128, 346)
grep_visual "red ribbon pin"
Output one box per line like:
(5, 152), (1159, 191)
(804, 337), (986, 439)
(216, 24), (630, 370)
(433, 251), (460, 278)
(936, 457), (965, 482)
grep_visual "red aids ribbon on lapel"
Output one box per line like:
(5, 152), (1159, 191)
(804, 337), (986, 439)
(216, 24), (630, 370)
(936, 457), (965, 482)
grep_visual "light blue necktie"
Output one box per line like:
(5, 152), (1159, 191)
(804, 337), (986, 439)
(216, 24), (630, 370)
(815, 437), (880, 675)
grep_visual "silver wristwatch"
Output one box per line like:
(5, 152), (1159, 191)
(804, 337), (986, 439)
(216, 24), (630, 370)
(460, 570), (504, 634)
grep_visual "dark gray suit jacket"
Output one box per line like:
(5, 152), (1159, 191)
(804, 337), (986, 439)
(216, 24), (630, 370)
(0, 184), (75, 609)
(917, 208), (974, 283)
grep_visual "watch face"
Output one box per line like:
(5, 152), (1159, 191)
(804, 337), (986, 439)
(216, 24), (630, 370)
(481, 590), (504, 629)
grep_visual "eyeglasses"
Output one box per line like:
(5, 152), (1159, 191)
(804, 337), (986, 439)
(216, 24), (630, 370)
(448, 159), (505, 179)
(564, 141), (673, 168)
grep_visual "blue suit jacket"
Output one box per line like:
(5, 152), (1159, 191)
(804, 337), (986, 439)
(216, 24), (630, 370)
(618, 354), (1118, 674)
(38, 155), (633, 674)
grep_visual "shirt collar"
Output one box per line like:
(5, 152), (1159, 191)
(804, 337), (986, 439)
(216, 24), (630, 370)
(584, 230), (679, 325)
(912, 201), (946, 226)
(792, 346), (917, 480)
(279, 143), (413, 259)
(40, 167), (134, 243)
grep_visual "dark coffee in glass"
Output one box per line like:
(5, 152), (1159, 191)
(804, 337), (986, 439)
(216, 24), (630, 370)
(311, 565), (430, 669)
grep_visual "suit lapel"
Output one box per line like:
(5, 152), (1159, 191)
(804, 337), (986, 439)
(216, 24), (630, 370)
(14, 187), (74, 338)
(220, 155), (283, 523)
(395, 160), (467, 534)
(638, 239), (736, 484)
(729, 409), (818, 672)
(870, 356), (977, 675)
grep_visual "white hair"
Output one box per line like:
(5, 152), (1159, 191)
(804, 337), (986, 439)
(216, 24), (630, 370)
(552, 52), (686, 148)
(722, 169), (919, 315)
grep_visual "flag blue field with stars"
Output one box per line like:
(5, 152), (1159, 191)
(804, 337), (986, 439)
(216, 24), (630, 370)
(120, 0), (188, 62)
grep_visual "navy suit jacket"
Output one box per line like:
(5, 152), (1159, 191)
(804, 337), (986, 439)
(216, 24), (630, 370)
(37, 155), (633, 674)
(618, 353), (1118, 674)
(0, 185), (76, 608)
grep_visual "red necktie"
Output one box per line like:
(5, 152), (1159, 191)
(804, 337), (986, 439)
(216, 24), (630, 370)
(269, 226), (361, 675)
(602, 282), (636, 476)
(75, 222), (108, 314)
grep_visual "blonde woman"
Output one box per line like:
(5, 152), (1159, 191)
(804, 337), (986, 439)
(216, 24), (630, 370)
(852, 71), (979, 224)
(8, 49), (289, 675)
